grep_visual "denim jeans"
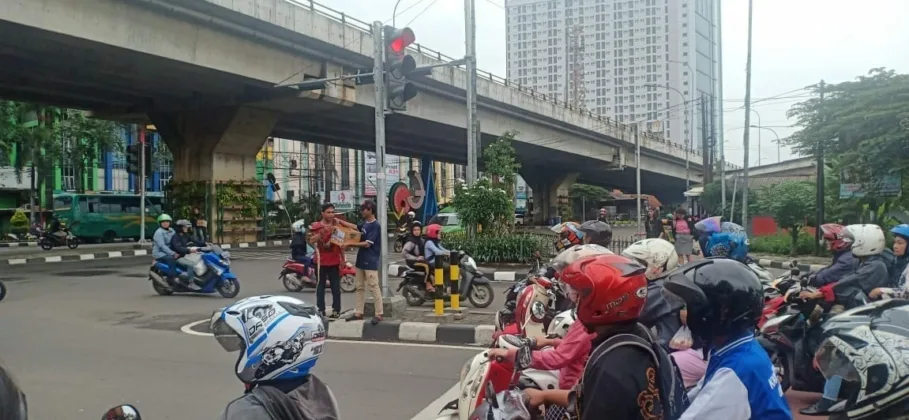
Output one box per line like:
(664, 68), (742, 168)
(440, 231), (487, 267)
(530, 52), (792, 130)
(823, 375), (843, 401)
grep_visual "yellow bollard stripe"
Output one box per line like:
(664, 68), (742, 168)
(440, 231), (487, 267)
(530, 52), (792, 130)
(433, 267), (445, 315)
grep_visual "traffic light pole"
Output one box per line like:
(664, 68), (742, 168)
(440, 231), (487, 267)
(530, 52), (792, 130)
(139, 134), (147, 244)
(464, 0), (478, 184)
(372, 20), (391, 298)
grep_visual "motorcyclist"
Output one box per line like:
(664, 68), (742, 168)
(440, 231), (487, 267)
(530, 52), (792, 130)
(170, 219), (202, 284)
(870, 224), (909, 300)
(423, 224), (449, 293)
(151, 214), (179, 284)
(403, 211), (416, 229)
(703, 229), (749, 263)
(554, 223), (584, 252)
(808, 223), (858, 287)
(577, 219), (613, 247)
(802, 224), (889, 311)
(520, 254), (689, 420)
(48, 214), (66, 243)
(401, 222), (431, 292)
(663, 258), (792, 419)
(214, 295), (340, 420)
(289, 219), (312, 263)
(487, 245), (612, 391)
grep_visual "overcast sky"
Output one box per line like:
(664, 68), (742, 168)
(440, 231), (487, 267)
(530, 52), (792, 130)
(320, 0), (909, 168)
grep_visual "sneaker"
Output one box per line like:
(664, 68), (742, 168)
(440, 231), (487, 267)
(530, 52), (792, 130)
(799, 398), (836, 416)
(371, 315), (383, 325)
(328, 312), (340, 319)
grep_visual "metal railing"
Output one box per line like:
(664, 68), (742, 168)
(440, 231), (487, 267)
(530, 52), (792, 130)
(283, 0), (709, 162)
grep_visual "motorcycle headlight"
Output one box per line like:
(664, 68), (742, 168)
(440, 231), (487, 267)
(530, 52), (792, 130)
(531, 301), (546, 321)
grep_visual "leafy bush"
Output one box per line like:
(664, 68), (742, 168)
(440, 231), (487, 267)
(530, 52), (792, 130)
(750, 232), (827, 257)
(442, 232), (549, 263)
(9, 210), (28, 234)
(451, 177), (514, 234)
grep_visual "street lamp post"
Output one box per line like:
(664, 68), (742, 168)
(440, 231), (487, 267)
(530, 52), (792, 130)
(750, 125), (782, 163)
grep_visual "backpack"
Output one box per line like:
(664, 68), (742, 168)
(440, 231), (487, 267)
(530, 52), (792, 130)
(580, 326), (689, 420)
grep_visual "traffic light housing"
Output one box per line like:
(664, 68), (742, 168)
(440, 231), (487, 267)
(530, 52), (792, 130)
(143, 143), (152, 177)
(126, 144), (140, 175)
(384, 26), (417, 112)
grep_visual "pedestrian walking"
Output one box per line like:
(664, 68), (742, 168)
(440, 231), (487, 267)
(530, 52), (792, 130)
(345, 200), (384, 324)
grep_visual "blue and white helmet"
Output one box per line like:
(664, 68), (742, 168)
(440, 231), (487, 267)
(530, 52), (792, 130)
(210, 295), (326, 384)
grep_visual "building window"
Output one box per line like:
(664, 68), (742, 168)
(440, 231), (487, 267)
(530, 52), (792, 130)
(340, 150), (350, 190)
(60, 138), (76, 190)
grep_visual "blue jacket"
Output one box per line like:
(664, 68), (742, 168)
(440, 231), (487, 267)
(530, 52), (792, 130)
(809, 249), (858, 287)
(681, 333), (791, 420)
(152, 228), (176, 259)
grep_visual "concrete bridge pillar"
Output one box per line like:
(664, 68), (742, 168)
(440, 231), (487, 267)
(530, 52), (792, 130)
(521, 167), (579, 225)
(149, 106), (279, 242)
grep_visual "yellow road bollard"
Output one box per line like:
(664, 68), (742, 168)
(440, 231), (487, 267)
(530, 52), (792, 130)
(434, 258), (445, 316)
(449, 252), (460, 310)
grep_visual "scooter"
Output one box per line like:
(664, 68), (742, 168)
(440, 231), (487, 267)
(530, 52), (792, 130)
(496, 275), (570, 340)
(397, 251), (495, 308)
(436, 339), (537, 420)
(103, 404), (142, 419)
(393, 226), (407, 253)
(279, 256), (356, 293)
(758, 275), (826, 394)
(37, 226), (79, 251)
(148, 245), (240, 298)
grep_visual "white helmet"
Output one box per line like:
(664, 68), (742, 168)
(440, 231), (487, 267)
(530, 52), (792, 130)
(551, 244), (613, 272)
(546, 309), (576, 339)
(407, 211), (416, 218)
(210, 295), (325, 384)
(291, 219), (306, 233)
(621, 238), (679, 280)
(844, 224), (886, 257)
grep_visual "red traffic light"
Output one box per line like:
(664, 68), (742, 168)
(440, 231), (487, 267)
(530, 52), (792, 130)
(386, 27), (415, 53)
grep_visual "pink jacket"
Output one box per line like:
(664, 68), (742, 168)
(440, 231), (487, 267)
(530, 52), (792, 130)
(509, 321), (594, 389)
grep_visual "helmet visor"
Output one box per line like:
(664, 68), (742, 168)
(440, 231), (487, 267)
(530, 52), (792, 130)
(815, 338), (860, 382)
(210, 312), (243, 352)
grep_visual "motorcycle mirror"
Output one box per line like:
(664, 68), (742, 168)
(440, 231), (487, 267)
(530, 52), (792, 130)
(102, 404), (142, 420)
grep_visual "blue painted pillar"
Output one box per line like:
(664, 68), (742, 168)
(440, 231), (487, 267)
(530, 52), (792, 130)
(151, 133), (161, 192)
(127, 125), (136, 191)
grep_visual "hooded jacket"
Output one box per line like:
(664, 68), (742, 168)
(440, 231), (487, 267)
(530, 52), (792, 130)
(820, 254), (890, 309)
(809, 249), (858, 287)
(220, 374), (340, 420)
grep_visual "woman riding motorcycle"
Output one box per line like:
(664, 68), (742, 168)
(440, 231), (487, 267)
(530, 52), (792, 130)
(868, 224), (909, 300)
(214, 295), (340, 420)
(809, 224), (858, 287)
(401, 222), (431, 292)
(423, 224), (449, 293)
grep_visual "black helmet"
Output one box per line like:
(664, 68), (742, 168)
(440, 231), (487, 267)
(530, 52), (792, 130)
(661, 258), (762, 343)
(0, 363), (27, 420)
(579, 220), (612, 247)
(814, 300), (909, 418)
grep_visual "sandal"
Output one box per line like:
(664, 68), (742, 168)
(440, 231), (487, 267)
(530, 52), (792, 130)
(371, 315), (383, 325)
(345, 313), (364, 322)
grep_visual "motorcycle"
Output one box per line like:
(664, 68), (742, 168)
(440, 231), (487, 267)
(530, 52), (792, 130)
(745, 256), (774, 284)
(437, 339), (537, 420)
(37, 227), (79, 251)
(393, 226), (407, 253)
(496, 275), (571, 340)
(148, 245), (240, 298)
(397, 251), (495, 308)
(279, 257), (356, 293)
(758, 275), (826, 394)
(103, 404), (142, 419)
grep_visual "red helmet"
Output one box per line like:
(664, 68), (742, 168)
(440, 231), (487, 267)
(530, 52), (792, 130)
(424, 224), (442, 240)
(560, 254), (648, 327)
(821, 223), (852, 252)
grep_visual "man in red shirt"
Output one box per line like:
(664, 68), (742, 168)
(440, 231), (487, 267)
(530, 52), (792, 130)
(309, 203), (357, 318)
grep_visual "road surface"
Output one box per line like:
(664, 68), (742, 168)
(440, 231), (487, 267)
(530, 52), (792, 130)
(0, 253), (819, 419)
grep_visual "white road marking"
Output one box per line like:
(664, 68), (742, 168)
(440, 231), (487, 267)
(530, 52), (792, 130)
(410, 382), (460, 420)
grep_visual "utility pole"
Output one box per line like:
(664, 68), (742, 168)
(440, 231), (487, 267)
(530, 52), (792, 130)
(741, 0), (754, 230)
(464, 0), (479, 184)
(139, 130), (147, 243)
(701, 92), (711, 184)
(373, 21), (391, 297)
(815, 80), (826, 256)
(634, 125), (642, 236)
(717, 0), (726, 211)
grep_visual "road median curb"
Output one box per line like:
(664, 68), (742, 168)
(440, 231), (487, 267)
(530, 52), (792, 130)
(3, 240), (292, 266)
(325, 320), (495, 346)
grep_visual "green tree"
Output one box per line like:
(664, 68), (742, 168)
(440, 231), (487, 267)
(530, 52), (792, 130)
(452, 177), (514, 235)
(56, 110), (122, 192)
(784, 68), (909, 203)
(482, 130), (521, 196)
(0, 102), (64, 217)
(754, 181), (817, 256)
(570, 183), (611, 219)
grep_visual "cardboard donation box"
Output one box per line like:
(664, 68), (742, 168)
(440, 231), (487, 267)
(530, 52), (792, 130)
(330, 225), (361, 247)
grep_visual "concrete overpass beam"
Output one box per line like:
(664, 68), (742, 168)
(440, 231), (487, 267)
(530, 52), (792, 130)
(521, 168), (579, 225)
(149, 106), (278, 182)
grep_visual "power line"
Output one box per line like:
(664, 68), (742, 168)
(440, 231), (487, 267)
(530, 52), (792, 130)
(405, 0), (441, 27)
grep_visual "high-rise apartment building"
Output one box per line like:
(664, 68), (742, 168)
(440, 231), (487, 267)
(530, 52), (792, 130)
(505, 0), (721, 151)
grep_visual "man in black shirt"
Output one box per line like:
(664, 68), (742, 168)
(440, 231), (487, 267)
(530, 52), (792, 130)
(523, 254), (687, 420)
